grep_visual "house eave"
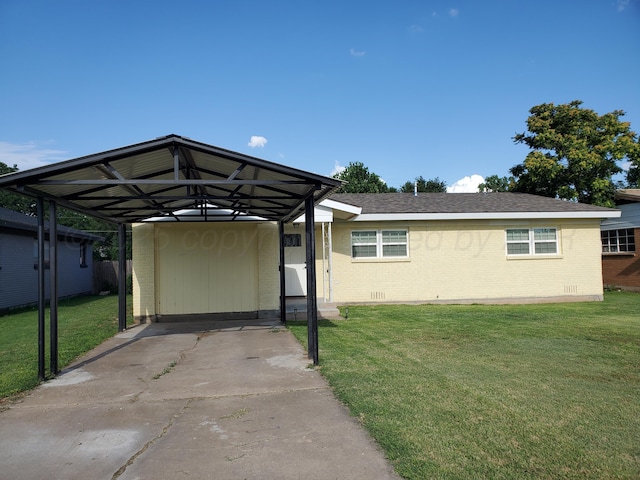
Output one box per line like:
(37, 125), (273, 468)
(319, 199), (362, 216)
(350, 211), (621, 221)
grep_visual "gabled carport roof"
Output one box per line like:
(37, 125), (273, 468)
(0, 135), (337, 376)
(0, 134), (342, 224)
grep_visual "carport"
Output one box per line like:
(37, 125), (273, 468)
(0, 134), (341, 379)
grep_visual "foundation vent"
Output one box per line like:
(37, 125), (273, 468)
(370, 291), (386, 300)
(563, 285), (578, 294)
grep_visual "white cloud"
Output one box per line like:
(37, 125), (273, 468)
(449, 8), (459, 17)
(330, 161), (346, 177)
(0, 141), (67, 171)
(350, 48), (366, 57)
(617, 0), (630, 11)
(447, 174), (484, 193)
(409, 24), (424, 34)
(247, 136), (268, 148)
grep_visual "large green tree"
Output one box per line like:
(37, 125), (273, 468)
(627, 163), (640, 188)
(333, 161), (389, 193)
(510, 100), (640, 207)
(477, 175), (514, 193)
(0, 162), (34, 213)
(399, 176), (447, 193)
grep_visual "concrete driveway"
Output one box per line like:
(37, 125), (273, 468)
(0, 319), (400, 480)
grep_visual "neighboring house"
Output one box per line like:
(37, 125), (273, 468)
(0, 207), (102, 311)
(601, 189), (640, 291)
(132, 192), (619, 322)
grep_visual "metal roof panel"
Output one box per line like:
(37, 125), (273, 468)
(0, 135), (342, 223)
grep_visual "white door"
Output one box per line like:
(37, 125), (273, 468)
(284, 230), (307, 296)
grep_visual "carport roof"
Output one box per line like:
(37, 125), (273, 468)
(0, 135), (342, 224)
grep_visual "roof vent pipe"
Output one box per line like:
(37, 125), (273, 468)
(414, 181), (417, 196)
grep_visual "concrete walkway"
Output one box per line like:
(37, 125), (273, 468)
(0, 319), (400, 480)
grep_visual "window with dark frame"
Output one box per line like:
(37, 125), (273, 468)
(601, 228), (636, 253)
(32, 239), (50, 269)
(80, 244), (88, 267)
(283, 233), (302, 247)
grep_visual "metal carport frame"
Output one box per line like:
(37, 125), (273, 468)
(0, 134), (342, 379)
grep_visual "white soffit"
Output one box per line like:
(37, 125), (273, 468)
(294, 205), (334, 223)
(320, 199), (362, 216)
(293, 199), (363, 223)
(351, 211), (621, 221)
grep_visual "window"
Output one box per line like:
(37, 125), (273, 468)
(80, 244), (88, 267)
(283, 233), (302, 247)
(506, 228), (558, 256)
(602, 228), (635, 253)
(32, 240), (50, 269)
(351, 230), (408, 258)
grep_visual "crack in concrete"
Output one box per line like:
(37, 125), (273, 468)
(150, 334), (202, 380)
(111, 398), (193, 480)
(148, 333), (201, 380)
(182, 333), (203, 356)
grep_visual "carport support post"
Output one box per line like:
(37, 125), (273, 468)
(305, 194), (319, 365)
(49, 201), (58, 375)
(278, 220), (286, 323)
(36, 197), (46, 381)
(118, 223), (127, 332)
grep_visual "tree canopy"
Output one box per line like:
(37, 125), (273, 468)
(399, 176), (447, 193)
(0, 162), (34, 213)
(332, 161), (390, 193)
(478, 175), (514, 193)
(509, 100), (640, 207)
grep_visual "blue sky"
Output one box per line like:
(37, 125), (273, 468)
(1, 0), (638, 192)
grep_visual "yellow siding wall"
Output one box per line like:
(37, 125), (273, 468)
(257, 222), (280, 312)
(324, 219), (604, 303)
(132, 223), (156, 322)
(154, 223), (260, 315)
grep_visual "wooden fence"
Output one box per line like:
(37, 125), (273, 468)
(93, 260), (132, 293)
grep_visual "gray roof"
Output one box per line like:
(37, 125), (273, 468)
(615, 189), (640, 203)
(0, 207), (103, 242)
(329, 192), (616, 215)
(601, 203), (640, 230)
(0, 135), (342, 224)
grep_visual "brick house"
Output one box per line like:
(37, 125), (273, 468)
(132, 192), (620, 323)
(601, 189), (640, 291)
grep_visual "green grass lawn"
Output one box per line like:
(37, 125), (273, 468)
(0, 294), (133, 399)
(289, 292), (640, 479)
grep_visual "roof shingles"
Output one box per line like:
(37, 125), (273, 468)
(329, 192), (616, 215)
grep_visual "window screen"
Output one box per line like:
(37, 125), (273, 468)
(351, 230), (409, 258)
(352, 231), (377, 258)
(506, 228), (558, 256)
